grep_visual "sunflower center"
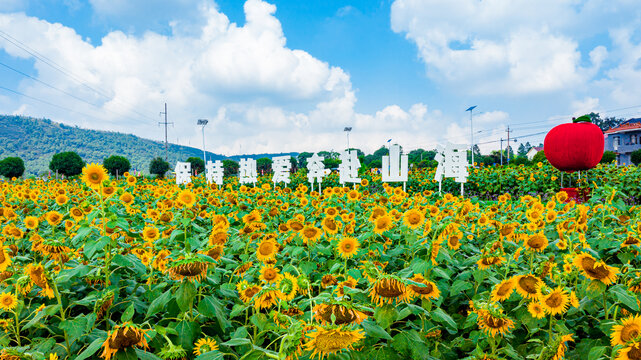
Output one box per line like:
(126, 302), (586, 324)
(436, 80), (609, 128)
(259, 242), (274, 255)
(325, 219), (337, 231)
(244, 287), (260, 299)
(303, 228), (318, 239)
(545, 293), (562, 308)
(581, 257), (610, 279)
(527, 236), (545, 249)
(375, 279), (405, 298)
(410, 283), (434, 295)
(518, 276), (539, 294)
(89, 173), (100, 182)
(622, 325), (641, 342)
(485, 315), (506, 328)
(497, 282), (512, 296)
(108, 328), (144, 349)
(314, 330), (356, 352)
(263, 269), (277, 280)
(449, 236), (460, 247)
(628, 345), (641, 360)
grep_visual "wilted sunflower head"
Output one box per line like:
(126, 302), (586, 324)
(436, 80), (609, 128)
(101, 322), (149, 360)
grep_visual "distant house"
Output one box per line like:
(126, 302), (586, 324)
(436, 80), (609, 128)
(526, 146), (543, 160)
(604, 118), (641, 165)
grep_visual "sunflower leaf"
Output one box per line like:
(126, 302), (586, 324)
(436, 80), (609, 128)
(75, 337), (106, 360)
(362, 319), (392, 340)
(176, 280), (197, 312)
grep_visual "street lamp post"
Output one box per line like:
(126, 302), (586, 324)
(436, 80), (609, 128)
(466, 106), (477, 166)
(197, 119), (209, 165)
(344, 127), (352, 150)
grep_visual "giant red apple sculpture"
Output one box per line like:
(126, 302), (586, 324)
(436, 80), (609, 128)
(543, 115), (604, 202)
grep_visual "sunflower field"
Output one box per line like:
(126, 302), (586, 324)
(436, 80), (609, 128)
(0, 163), (641, 360)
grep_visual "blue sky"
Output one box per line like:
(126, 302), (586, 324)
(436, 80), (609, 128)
(1, 0), (641, 155)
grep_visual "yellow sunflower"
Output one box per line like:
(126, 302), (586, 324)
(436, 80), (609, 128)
(528, 301), (545, 319)
(259, 265), (282, 284)
(278, 273), (299, 301)
(525, 233), (548, 252)
(514, 274), (541, 299)
(24, 216), (39, 230)
(612, 315), (641, 346)
(0, 246), (11, 272)
(101, 323), (149, 360)
(369, 277), (409, 306)
(402, 209), (424, 229)
(193, 337), (219, 356)
(477, 256), (505, 270)
(0, 292), (17, 311)
(616, 342), (641, 360)
(256, 239), (278, 262)
(490, 278), (515, 302)
(141, 226), (159, 242)
(373, 214), (394, 234)
(337, 237), (359, 259)
(177, 189), (196, 208)
(82, 163), (109, 188)
(304, 326), (364, 360)
(313, 303), (368, 325)
(476, 310), (514, 337)
(300, 225), (322, 244)
(406, 273), (440, 301)
(321, 217), (341, 235)
(540, 287), (570, 316)
(45, 211), (63, 227)
(573, 252), (619, 285)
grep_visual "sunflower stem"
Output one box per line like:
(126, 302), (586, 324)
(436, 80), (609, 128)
(52, 277), (71, 356)
(548, 315), (553, 339)
(12, 309), (21, 346)
(98, 185), (111, 287)
(603, 291), (609, 320)
(183, 208), (190, 253)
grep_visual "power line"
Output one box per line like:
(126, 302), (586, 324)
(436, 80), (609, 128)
(0, 85), (98, 119)
(0, 29), (158, 122)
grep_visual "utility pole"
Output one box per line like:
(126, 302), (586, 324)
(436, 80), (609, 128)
(466, 106), (477, 165)
(158, 103), (173, 161)
(506, 126), (512, 163)
(500, 138), (503, 166)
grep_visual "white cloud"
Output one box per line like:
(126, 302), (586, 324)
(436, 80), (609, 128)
(0, 0), (26, 12)
(390, 0), (640, 96)
(571, 97), (601, 116)
(0, 0), (454, 155)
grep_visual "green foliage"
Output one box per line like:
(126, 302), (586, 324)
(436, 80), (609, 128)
(531, 150), (547, 164)
(588, 112), (625, 131)
(149, 157), (170, 177)
(511, 156), (529, 166)
(223, 160), (239, 176)
(186, 157), (205, 175)
(49, 151), (84, 176)
(600, 151), (617, 164)
(256, 158), (273, 174)
(103, 155), (131, 176)
(631, 149), (641, 166)
(297, 152), (314, 168)
(0, 156), (25, 178)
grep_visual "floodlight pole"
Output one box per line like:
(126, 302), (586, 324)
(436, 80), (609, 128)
(466, 106), (477, 166)
(198, 119), (209, 165)
(344, 127), (352, 150)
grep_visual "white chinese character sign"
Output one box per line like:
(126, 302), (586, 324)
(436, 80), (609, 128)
(381, 144), (408, 191)
(272, 156), (291, 185)
(434, 143), (469, 196)
(175, 161), (191, 185)
(306, 153), (327, 192)
(239, 158), (257, 185)
(205, 160), (224, 186)
(339, 150), (361, 185)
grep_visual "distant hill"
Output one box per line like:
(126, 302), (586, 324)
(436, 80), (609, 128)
(0, 115), (298, 175)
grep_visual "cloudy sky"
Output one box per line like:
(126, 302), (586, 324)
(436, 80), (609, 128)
(1, 0), (640, 156)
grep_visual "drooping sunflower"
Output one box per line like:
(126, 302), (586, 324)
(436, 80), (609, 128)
(321, 217), (341, 235)
(256, 239), (278, 262)
(304, 325), (364, 360)
(101, 322), (149, 360)
(82, 163), (109, 188)
(193, 337), (219, 356)
(300, 225), (322, 244)
(69, 207), (85, 221)
(337, 237), (359, 259)
(373, 214), (394, 235)
(0, 292), (17, 311)
(616, 342), (641, 360)
(477, 256), (505, 270)
(254, 288), (280, 310)
(237, 280), (262, 303)
(24, 263), (54, 298)
(313, 303), (368, 325)
(476, 309), (515, 337)
(528, 301), (545, 319)
(551, 333), (574, 360)
(278, 273), (299, 301)
(402, 209), (424, 229)
(490, 278), (515, 302)
(167, 259), (208, 282)
(514, 274), (542, 299)
(525, 233), (548, 252)
(573, 252), (619, 285)
(0, 246), (11, 272)
(406, 273), (440, 301)
(540, 287), (570, 316)
(611, 315), (641, 346)
(369, 276), (409, 306)
(209, 230), (228, 246)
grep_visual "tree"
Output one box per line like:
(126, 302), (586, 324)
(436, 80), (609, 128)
(531, 150), (547, 165)
(323, 158), (340, 169)
(186, 157), (205, 175)
(600, 151), (616, 164)
(49, 151), (84, 177)
(511, 156), (529, 166)
(223, 160), (239, 176)
(0, 157), (25, 178)
(524, 142), (532, 153)
(149, 157), (170, 178)
(103, 155), (130, 177)
(588, 112), (625, 132)
(517, 143), (527, 157)
(631, 149), (641, 166)
(256, 158), (273, 174)
(297, 152), (314, 168)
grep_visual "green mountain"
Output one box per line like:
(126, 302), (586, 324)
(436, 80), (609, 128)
(0, 115), (231, 175)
